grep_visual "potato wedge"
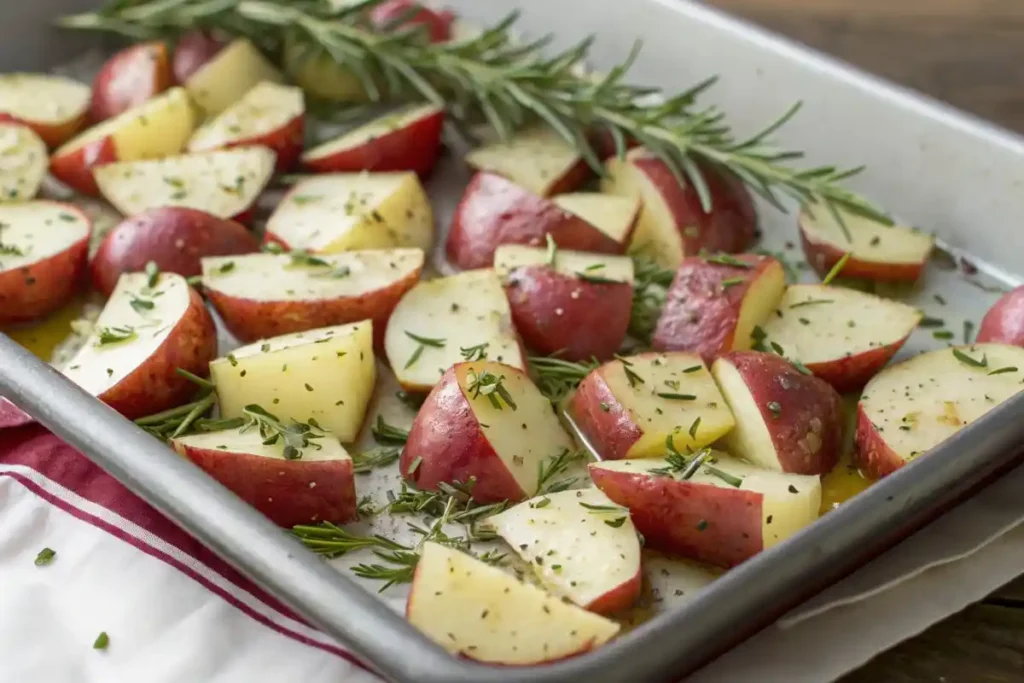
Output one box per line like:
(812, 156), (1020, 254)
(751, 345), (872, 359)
(977, 286), (1024, 346)
(465, 127), (590, 197)
(264, 172), (433, 253)
(0, 201), (90, 326)
(407, 542), (620, 665)
(494, 244), (634, 361)
(210, 321), (376, 443)
(179, 38), (284, 116)
(172, 31), (226, 85)
(759, 284), (921, 392)
(0, 122), (47, 202)
(0, 73), (90, 147)
(551, 193), (640, 249)
(590, 453), (821, 567)
(89, 42), (173, 122)
(201, 248), (423, 347)
(171, 424), (356, 527)
(402, 361), (575, 503)
(487, 488), (642, 615)
(799, 205), (934, 283)
(93, 147), (275, 221)
(570, 352), (735, 460)
(188, 81), (305, 171)
(50, 86), (195, 195)
(63, 272), (217, 420)
(384, 269), (524, 391)
(856, 344), (1024, 478)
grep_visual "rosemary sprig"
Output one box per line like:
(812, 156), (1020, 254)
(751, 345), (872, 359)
(94, 326), (138, 347)
(629, 254), (675, 343)
(371, 415), (409, 445)
(292, 522), (410, 559)
(404, 330), (445, 369)
(649, 434), (743, 487)
(351, 446), (401, 474)
(59, 0), (886, 223)
(134, 368), (218, 438)
(240, 404), (324, 460)
(459, 342), (489, 362)
(464, 369), (517, 410)
(529, 355), (598, 403)
(535, 448), (587, 495)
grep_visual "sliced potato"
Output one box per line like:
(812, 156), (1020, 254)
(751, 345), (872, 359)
(493, 244), (634, 284)
(0, 73), (90, 147)
(551, 193), (640, 247)
(0, 122), (47, 201)
(183, 38), (284, 116)
(465, 127), (589, 197)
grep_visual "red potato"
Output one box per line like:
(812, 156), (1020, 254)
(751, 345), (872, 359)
(570, 352), (735, 461)
(50, 86), (195, 196)
(0, 73), (90, 148)
(465, 127), (591, 197)
(799, 205), (934, 283)
(493, 244), (633, 361)
(90, 208), (259, 298)
(93, 146), (276, 222)
(0, 122), (48, 201)
(487, 488), (642, 615)
(201, 248), (424, 349)
(0, 201), (90, 326)
(590, 453), (821, 568)
(977, 286), (1024, 345)
(652, 253), (786, 363)
(188, 81), (305, 171)
(62, 272), (217, 420)
(551, 193), (641, 250)
(712, 351), (844, 475)
(447, 172), (622, 270)
(302, 104), (445, 177)
(602, 148), (758, 268)
(174, 37), (283, 117)
(401, 361), (575, 504)
(0, 399), (33, 429)
(407, 542), (620, 665)
(89, 42), (173, 123)
(171, 426), (356, 527)
(759, 284), (921, 393)
(369, 0), (455, 41)
(855, 344), (1024, 479)
(172, 31), (226, 85)
(384, 269), (525, 391)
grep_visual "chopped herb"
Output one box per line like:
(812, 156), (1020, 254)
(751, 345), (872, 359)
(404, 331), (446, 369)
(288, 250), (331, 269)
(696, 520), (709, 531)
(94, 326), (137, 347)
(688, 417), (701, 439)
(605, 517), (628, 528)
(465, 370), (517, 410)
(240, 404), (324, 460)
(988, 366), (1018, 376)
(351, 447), (401, 474)
(291, 194), (321, 205)
(34, 547), (56, 566)
(600, 402), (610, 412)
(396, 390), (426, 410)
(789, 298), (834, 309)
(964, 320), (975, 345)
(933, 330), (954, 340)
(460, 342), (489, 362)
(576, 271), (620, 284)
(0, 241), (24, 256)
(721, 276), (747, 288)
(579, 502), (627, 513)
(750, 325), (768, 351)
(934, 294), (947, 305)
(215, 261), (236, 274)
(615, 355), (645, 388)
(129, 294), (155, 314)
(704, 253), (752, 269)
(529, 356), (598, 403)
(372, 415), (409, 445)
(683, 365), (702, 373)
(952, 348), (988, 369)
(93, 632), (110, 651)
(535, 449), (585, 495)
(144, 261), (160, 288)
(821, 252), (851, 285)
(310, 265), (352, 279)
(919, 316), (944, 328)
(656, 392), (697, 401)
(531, 497), (551, 509)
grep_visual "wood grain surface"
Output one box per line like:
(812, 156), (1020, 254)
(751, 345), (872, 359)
(702, 1), (1024, 680)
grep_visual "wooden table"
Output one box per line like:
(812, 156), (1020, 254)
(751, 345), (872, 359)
(703, 1), (1024, 679)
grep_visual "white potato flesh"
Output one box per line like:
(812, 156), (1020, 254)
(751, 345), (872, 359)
(172, 424), (351, 463)
(0, 73), (89, 127)
(188, 81), (304, 152)
(493, 244), (634, 284)
(760, 284), (921, 365)
(385, 270), (524, 390)
(487, 488), (640, 609)
(591, 453), (821, 549)
(601, 150), (684, 268)
(302, 103), (442, 160)
(202, 249), (423, 302)
(859, 344), (1024, 461)
(455, 361), (575, 495)
(266, 172), (433, 252)
(94, 147), (276, 218)
(0, 123), (46, 201)
(800, 204), (934, 267)
(710, 358), (780, 472)
(56, 86), (195, 158)
(63, 273), (191, 396)
(185, 38), (284, 116)
(465, 127), (582, 196)
(210, 321), (376, 443)
(407, 542), (620, 664)
(0, 202), (89, 272)
(602, 353), (735, 455)
(552, 193), (639, 244)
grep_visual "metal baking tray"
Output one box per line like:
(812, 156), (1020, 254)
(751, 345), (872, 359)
(3, 0), (1024, 681)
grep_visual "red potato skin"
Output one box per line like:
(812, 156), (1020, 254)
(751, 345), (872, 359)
(401, 366), (527, 504)
(89, 42), (174, 123)
(590, 464), (763, 568)
(721, 351), (843, 475)
(976, 286), (1024, 346)
(504, 265), (631, 361)
(652, 254), (779, 363)
(99, 286), (217, 420)
(799, 222), (925, 283)
(585, 567), (643, 615)
(49, 137), (117, 196)
(569, 367), (642, 461)
(0, 239), (88, 326)
(447, 172), (622, 270)
(204, 116), (302, 172)
(303, 108), (444, 177)
(632, 155), (757, 255)
(172, 31), (226, 85)
(172, 441), (357, 527)
(0, 399), (34, 429)
(205, 262), (422, 351)
(0, 111), (85, 150)
(369, 0), (455, 42)
(852, 404), (907, 479)
(90, 208), (259, 298)
(806, 334), (913, 394)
